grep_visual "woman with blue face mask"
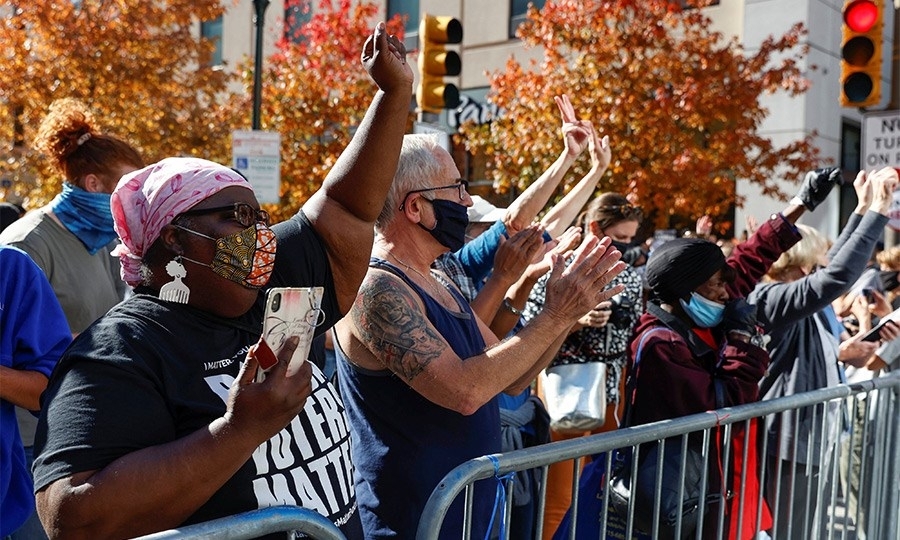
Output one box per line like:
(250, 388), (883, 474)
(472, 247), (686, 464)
(0, 98), (144, 335)
(624, 195), (813, 539)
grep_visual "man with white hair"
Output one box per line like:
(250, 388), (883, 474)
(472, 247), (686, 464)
(333, 133), (625, 539)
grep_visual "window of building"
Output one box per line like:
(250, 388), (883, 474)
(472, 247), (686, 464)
(509, 0), (545, 38)
(200, 16), (223, 66)
(388, 0), (419, 33)
(839, 120), (862, 227)
(841, 121), (862, 172)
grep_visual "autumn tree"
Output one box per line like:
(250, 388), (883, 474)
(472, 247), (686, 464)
(460, 0), (821, 232)
(0, 0), (234, 206)
(217, 0), (410, 222)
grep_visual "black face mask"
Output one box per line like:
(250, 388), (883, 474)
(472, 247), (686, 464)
(880, 270), (899, 291)
(610, 239), (633, 253)
(419, 199), (469, 252)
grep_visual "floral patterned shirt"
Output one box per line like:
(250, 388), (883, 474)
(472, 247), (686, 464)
(523, 259), (643, 405)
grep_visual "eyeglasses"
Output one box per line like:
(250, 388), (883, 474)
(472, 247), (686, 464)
(599, 204), (643, 220)
(180, 202), (270, 227)
(399, 180), (468, 211)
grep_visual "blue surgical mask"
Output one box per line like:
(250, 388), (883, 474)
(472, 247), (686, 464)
(419, 199), (469, 252)
(679, 292), (725, 328)
(49, 182), (117, 254)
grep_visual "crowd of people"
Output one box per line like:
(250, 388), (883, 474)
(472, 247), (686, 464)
(2, 22), (899, 540)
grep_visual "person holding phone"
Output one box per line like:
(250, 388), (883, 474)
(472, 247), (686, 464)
(31, 23), (412, 540)
(752, 166), (899, 539)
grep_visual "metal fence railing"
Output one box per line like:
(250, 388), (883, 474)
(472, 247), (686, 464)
(416, 372), (900, 540)
(134, 506), (347, 540)
(128, 373), (900, 539)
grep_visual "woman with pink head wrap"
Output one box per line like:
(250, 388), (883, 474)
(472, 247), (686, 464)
(33, 23), (413, 539)
(111, 157), (252, 287)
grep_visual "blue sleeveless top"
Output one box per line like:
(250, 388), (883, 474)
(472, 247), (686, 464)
(335, 258), (501, 539)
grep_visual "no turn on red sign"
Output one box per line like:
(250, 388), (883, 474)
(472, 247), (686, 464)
(864, 111), (900, 230)
(862, 110), (900, 171)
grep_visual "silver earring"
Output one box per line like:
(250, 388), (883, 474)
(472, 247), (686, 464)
(159, 256), (190, 304)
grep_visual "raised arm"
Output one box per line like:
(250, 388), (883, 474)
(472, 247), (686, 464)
(303, 23), (415, 312)
(503, 95), (590, 234)
(344, 235), (625, 414)
(467, 225), (546, 331)
(541, 125), (611, 238)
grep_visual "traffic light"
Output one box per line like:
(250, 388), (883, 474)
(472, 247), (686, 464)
(839, 0), (883, 107)
(417, 14), (463, 112)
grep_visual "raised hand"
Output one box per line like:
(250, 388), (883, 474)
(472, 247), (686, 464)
(542, 234), (626, 324)
(527, 226), (582, 280)
(554, 94), (591, 158)
(695, 215), (713, 238)
(853, 169), (872, 211)
(361, 22), (414, 93)
(587, 124), (611, 173)
(868, 167), (900, 215)
(793, 167), (842, 211)
(492, 225), (547, 285)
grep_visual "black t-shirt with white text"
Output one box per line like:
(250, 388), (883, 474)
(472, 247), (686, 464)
(34, 211), (362, 538)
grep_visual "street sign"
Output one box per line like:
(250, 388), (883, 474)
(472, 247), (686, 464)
(861, 110), (900, 171)
(232, 130), (281, 204)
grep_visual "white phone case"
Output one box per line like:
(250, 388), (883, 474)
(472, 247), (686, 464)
(261, 286), (325, 378)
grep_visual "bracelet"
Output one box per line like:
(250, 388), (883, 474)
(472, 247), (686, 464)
(502, 298), (523, 317)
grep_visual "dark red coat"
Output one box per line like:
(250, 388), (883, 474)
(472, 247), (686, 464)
(625, 214), (801, 539)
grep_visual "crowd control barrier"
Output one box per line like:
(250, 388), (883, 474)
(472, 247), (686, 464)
(135, 506), (347, 540)
(417, 372), (900, 540)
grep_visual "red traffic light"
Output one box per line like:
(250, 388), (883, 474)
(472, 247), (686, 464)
(844, 0), (878, 32)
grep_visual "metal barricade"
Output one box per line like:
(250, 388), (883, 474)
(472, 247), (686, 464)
(135, 506), (347, 540)
(416, 373), (900, 540)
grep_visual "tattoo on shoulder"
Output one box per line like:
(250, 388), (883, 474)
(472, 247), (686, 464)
(353, 273), (445, 381)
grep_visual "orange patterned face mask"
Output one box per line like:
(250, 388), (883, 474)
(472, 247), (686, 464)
(180, 223), (276, 288)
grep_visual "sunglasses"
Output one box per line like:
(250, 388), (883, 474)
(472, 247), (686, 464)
(599, 204), (643, 220)
(180, 202), (270, 228)
(399, 180), (469, 211)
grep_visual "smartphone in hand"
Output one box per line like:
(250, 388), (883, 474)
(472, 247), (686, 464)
(258, 287), (325, 379)
(863, 288), (875, 303)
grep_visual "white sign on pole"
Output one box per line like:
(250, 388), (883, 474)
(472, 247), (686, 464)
(232, 130), (281, 204)
(862, 110), (900, 171)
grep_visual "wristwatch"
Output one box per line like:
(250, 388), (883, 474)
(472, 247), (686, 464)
(750, 332), (766, 348)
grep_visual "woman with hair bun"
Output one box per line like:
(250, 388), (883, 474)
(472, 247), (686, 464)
(0, 100), (143, 539)
(523, 191), (645, 538)
(0, 98), (144, 335)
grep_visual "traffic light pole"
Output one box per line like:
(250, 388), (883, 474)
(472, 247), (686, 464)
(252, 0), (270, 130)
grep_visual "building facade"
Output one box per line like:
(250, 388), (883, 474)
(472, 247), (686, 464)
(218, 0), (898, 239)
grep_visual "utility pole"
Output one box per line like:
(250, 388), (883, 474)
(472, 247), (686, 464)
(251, 0), (270, 130)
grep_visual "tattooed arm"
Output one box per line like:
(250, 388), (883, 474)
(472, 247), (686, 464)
(337, 236), (625, 415)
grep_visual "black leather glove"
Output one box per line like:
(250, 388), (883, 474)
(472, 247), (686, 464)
(792, 167), (842, 211)
(721, 298), (758, 337)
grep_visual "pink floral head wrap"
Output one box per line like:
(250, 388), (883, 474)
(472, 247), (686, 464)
(111, 157), (253, 286)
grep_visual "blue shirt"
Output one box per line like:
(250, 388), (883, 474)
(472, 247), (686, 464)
(0, 246), (70, 536)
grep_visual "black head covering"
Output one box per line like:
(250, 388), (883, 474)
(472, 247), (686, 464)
(0, 202), (23, 233)
(645, 238), (726, 303)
